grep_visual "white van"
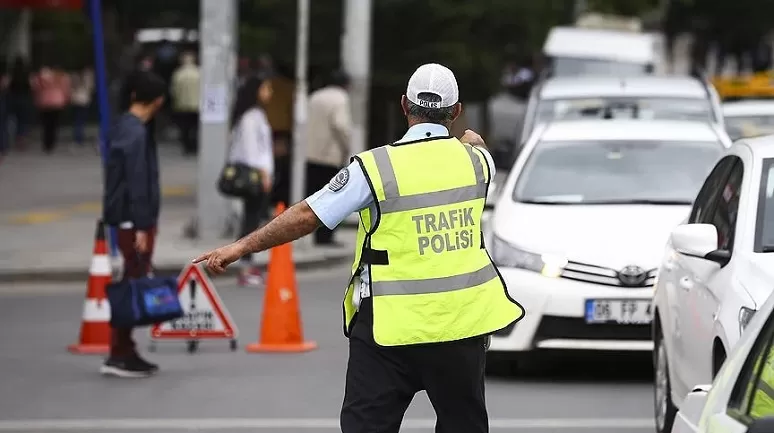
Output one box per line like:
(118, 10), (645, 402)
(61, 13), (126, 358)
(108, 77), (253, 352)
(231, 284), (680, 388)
(543, 26), (659, 77)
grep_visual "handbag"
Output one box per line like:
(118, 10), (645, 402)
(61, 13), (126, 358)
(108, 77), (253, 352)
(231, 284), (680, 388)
(107, 268), (183, 328)
(217, 162), (265, 199)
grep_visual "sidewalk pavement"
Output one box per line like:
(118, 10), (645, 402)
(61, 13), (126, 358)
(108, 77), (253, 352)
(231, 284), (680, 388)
(0, 143), (356, 283)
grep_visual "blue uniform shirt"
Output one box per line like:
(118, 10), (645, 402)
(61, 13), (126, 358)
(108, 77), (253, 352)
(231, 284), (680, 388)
(305, 123), (496, 309)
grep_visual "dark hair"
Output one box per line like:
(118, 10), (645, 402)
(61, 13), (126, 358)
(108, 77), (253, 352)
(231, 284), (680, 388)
(230, 74), (268, 129)
(406, 92), (455, 124)
(132, 71), (166, 104)
(329, 69), (350, 88)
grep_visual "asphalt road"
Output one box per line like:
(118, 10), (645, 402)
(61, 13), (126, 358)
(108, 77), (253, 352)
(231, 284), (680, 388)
(0, 264), (655, 433)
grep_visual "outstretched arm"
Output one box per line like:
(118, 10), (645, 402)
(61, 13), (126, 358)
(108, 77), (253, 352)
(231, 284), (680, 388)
(193, 201), (321, 274)
(193, 160), (373, 275)
(238, 201), (321, 254)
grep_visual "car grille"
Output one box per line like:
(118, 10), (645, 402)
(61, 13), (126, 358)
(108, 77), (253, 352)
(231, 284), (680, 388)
(561, 261), (657, 288)
(535, 316), (650, 342)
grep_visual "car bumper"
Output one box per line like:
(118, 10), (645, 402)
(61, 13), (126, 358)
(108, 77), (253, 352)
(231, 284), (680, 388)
(490, 267), (654, 353)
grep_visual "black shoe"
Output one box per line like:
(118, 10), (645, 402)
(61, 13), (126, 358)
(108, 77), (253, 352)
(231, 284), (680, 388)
(132, 354), (159, 373)
(99, 356), (155, 378)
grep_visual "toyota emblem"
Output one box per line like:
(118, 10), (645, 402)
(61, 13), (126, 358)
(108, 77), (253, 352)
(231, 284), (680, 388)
(618, 265), (647, 286)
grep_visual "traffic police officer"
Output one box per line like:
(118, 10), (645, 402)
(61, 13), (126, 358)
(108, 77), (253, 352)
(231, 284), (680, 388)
(194, 63), (525, 433)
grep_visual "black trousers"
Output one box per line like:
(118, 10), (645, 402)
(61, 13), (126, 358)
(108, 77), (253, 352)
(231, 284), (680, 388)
(239, 194), (269, 262)
(306, 161), (341, 244)
(341, 299), (489, 433)
(39, 109), (62, 153)
(175, 111), (199, 155)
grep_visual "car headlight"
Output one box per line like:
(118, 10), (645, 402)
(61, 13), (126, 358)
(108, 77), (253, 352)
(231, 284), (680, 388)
(491, 236), (568, 278)
(739, 307), (756, 334)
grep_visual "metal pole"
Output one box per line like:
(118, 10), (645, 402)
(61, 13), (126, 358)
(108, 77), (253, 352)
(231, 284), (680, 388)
(341, 0), (372, 156)
(573, 0), (587, 21)
(88, 0), (118, 256)
(196, 0), (237, 240)
(290, 0), (311, 250)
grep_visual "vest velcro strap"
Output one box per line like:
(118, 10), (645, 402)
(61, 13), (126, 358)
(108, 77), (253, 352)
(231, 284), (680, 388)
(361, 247), (390, 265)
(372, 263), (498, 296)
(380, 183), (487, 214)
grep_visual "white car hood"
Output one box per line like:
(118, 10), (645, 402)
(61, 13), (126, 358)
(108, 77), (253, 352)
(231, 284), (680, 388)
(492, 202), (691, 270)
(737, 254), (774, 307)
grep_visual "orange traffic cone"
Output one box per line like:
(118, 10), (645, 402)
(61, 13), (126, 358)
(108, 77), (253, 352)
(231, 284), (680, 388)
(246, 203), (317, 353)
(68, 220), (112, 355)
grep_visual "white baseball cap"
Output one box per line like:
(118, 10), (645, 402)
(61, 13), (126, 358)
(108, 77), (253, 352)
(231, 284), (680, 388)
(406, 63), (459, 109)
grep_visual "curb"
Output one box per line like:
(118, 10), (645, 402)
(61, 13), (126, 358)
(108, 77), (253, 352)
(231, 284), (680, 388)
(0, 251), (352, 284)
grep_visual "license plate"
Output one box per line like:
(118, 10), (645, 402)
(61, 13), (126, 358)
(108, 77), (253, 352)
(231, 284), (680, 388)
(585, 299), (652, 324)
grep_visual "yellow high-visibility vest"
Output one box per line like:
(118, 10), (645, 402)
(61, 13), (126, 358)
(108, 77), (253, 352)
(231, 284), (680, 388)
(343, 136), (525, 346)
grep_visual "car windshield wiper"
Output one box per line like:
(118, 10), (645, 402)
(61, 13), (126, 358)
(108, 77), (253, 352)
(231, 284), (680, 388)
(578, 199), (693, 205)
(761, 246), (774, 253)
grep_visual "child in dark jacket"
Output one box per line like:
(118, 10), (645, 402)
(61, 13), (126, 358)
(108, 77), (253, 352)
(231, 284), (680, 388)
(101, 71), (166, 378)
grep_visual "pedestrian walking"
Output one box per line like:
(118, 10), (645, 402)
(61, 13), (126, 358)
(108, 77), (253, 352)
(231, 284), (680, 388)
(101, 71), (167, 378)
(304, 69), (352, 246)
(226, 74), (274, 287)
(194, 63), (525, 432)
(170, 52), (200, 155)
(31, 63), (71, 153)
(70, 66), (94, 147)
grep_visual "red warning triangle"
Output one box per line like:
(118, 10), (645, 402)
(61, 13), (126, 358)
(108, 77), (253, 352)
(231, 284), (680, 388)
(150, 264), (238, 340)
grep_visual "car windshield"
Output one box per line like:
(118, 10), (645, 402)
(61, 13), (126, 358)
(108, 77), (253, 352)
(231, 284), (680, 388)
(725, 115), (774, 140)
(551, 57), (648, 76)
(513, 140), (723, 204)
(756, 159), (774, 252)
(536, 97), (713, 124)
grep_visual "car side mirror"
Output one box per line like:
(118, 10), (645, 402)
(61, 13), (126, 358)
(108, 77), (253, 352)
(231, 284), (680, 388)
(747, 416), (774, 433)
(671, 223), (731, 267)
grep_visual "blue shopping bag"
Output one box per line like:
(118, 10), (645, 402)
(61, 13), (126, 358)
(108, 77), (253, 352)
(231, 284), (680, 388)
(107, 276), (183, 328)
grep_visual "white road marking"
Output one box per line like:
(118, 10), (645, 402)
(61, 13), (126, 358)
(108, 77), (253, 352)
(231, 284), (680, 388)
(0, 418), (653, 430)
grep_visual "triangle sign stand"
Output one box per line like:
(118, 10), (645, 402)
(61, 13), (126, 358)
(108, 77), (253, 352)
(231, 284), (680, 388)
(149, 263), (239, 354)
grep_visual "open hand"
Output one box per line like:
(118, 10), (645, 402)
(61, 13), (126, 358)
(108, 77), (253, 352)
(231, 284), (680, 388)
(192, 242), (245, 275)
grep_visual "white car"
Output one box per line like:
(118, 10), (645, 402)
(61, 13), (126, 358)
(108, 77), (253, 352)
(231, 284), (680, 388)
(521, 75), (725, 145)
(723, 100), (774, 140)
(653, 136), (774, 433)
(486, 119), (730, 373)
(670, 281), (774, 433)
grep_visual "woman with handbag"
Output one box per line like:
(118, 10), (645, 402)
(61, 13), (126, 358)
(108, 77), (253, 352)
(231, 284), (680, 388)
(223, 74), (274, 286)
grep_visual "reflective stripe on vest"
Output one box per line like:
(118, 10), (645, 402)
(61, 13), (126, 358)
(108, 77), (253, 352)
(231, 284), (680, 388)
(373, 263), (498, 296)
(371, 144), (488, 214)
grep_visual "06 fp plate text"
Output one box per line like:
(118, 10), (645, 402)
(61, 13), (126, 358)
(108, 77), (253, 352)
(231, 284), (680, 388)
(585, 299), (652, 324)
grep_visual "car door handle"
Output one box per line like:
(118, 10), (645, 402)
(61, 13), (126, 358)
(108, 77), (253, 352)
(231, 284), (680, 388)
(679, 276), (693, 291)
